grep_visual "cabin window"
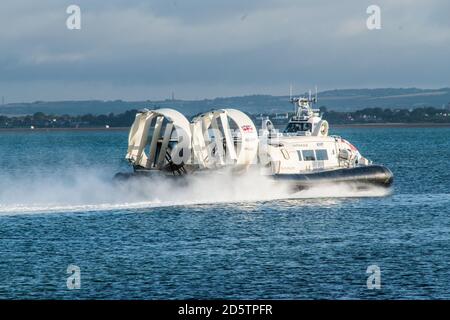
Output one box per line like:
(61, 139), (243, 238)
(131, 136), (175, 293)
(315, 149), (328, 161)
(296, 151), (303, 161)
(302, 150), (315, 161)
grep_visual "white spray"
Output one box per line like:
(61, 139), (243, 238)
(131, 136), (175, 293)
(0, 166), (389, 215)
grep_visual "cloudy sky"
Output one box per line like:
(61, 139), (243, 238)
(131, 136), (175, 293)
(0, 0), (449, 102)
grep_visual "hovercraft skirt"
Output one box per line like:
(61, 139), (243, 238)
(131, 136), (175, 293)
(272, 165), (393, 188)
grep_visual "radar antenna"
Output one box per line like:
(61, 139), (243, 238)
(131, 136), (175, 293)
(288, 86), (321, 120)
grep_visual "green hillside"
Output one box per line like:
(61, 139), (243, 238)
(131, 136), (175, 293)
(1, 88), (450, 116)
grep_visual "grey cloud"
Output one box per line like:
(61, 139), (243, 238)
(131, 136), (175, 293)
(0, 0), (449, 102)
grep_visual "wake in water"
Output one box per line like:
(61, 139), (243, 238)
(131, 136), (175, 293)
(0, 166), (390, 215)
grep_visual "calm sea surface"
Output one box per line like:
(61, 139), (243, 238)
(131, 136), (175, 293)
(0, 127), (449, 299)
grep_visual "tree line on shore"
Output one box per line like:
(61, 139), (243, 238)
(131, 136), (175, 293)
(1, 106), (450, 129)
(321, 106), (450, 124)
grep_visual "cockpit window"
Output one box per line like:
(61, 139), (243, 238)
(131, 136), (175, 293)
(284, 123), (311, 133)
(284, 123), (301, 133)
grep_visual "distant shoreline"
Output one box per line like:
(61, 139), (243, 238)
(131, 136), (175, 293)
(332, 123), (450, 128)
(1, 123), (450, 132)
(0, 127), (130, 132)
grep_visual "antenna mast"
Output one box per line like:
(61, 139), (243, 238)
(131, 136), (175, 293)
(315, 85), (318, 104)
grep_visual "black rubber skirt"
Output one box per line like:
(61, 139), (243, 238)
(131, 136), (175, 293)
(115, 165), (393, 190)
(272, 165), (393, 189)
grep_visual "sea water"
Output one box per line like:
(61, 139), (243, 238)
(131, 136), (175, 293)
(0, 127), (449, 299)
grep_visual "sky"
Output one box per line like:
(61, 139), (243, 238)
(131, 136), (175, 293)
(0, 0), (449, 102)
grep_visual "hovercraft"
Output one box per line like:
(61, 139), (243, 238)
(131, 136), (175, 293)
(115, 91), (393, 191)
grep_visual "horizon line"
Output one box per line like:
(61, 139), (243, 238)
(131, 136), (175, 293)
(2, 86), (450, 106)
